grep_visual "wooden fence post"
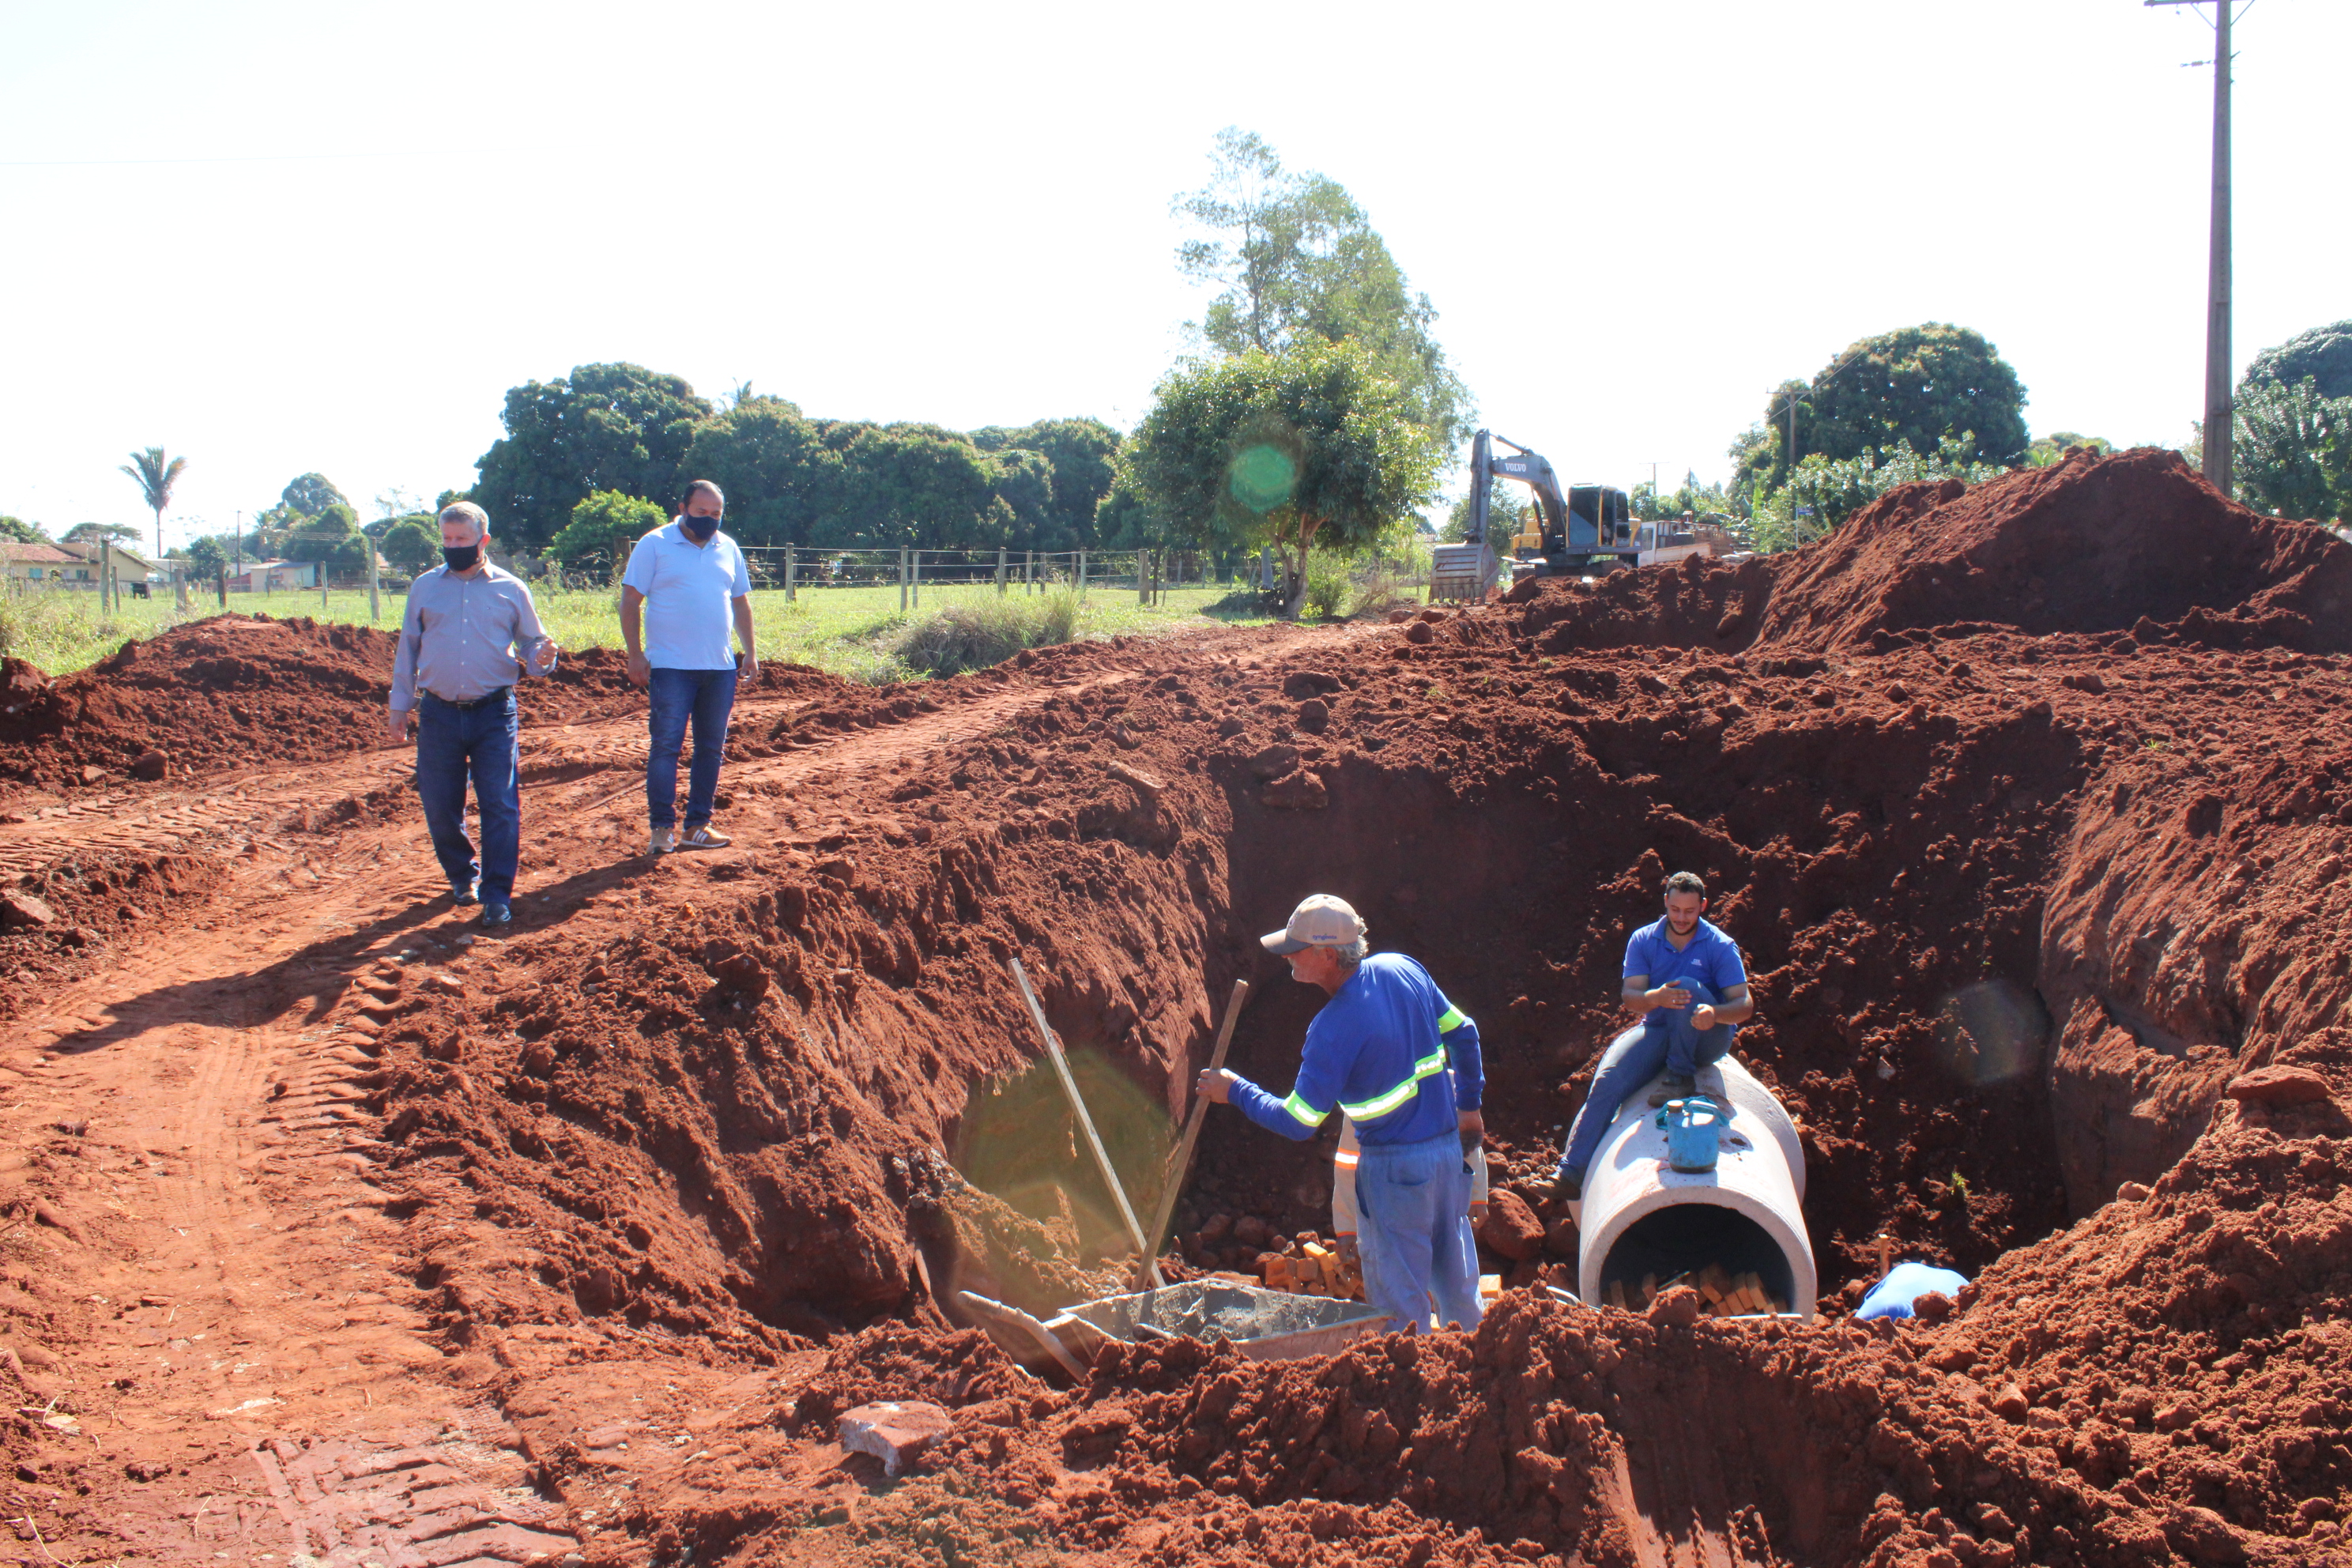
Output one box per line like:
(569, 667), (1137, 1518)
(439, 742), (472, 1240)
(785, 547), (797, 602)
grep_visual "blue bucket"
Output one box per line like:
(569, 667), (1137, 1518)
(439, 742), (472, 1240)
(1662, 1095), (1727, 1173)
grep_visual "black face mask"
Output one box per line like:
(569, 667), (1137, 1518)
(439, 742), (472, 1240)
(680, 513), (719, 542)
(443, 544), (481, 571)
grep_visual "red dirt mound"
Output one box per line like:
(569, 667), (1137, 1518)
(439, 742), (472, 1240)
(1503, 552), (1780, 654)
(0, 612), (861, 790)
(1755, 446), (2352, 653)
(1498, 448), (2352, 662)
(618, 1097), (2352, 1566)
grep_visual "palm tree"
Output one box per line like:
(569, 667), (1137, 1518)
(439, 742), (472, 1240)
(119, 447), (188, 560)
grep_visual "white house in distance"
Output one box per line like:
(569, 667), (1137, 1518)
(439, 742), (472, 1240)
(224, 559), (322, 593)
(0, 541), (86, 584)
(54, 538), (163, 588)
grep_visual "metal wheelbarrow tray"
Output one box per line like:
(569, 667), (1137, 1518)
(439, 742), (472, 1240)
(959, 1280), (1390, 1372)
(1057, 1280), (1390, 1363)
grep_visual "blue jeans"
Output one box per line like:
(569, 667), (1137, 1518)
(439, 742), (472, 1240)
(646, 666), (738, 830)
(416, 692), (520, 903)
(1557, 978), (1736, 1182)
(1355, 1132), (1483, 1335)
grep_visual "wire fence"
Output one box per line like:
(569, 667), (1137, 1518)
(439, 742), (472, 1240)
(541, 546), (1238, 606)
(9, 541), (1440, 624)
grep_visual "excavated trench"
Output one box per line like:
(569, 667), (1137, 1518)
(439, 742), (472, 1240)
(349, 450), (2352, 1565)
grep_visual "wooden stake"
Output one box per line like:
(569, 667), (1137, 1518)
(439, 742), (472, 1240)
(1876, 1231), (1892, 1281)
(1136, 978), (1250, 1289)
(1011, 959), (1165, 1290)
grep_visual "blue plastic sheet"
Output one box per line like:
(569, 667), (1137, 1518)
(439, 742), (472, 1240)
(1856, 1261), (1969, 1320)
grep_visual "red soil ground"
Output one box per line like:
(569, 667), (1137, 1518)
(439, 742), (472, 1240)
(0, 612), (863, 793)
(2, 449), (2348, 1566)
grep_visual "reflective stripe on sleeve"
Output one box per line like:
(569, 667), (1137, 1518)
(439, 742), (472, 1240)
(1332, 1150), (1360, 1169)
(1437, 1006), (1472, 1034)
(1281, 1092), (1328, 1128)
(1337, 1047), (1447, 1121)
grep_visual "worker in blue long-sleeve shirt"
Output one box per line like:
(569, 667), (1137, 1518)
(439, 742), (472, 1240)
(1195, 894), (1485, 1334)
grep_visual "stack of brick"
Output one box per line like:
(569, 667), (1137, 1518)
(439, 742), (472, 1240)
(1259, 1236), (1364, 1300)
(1602, 1261), (1788, 1316)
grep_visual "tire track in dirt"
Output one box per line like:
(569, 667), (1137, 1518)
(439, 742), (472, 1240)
(0, 622), (1339, 1563)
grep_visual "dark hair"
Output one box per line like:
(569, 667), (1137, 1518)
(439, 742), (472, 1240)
(1663, 871), (1706, 899)
(681, 478), (725, 511)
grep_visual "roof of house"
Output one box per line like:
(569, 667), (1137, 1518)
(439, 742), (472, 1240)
(0, 542), (77, 564)
(55, 539), (160, 571)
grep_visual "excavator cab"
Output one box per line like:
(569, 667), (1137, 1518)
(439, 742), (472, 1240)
(1434, 430), (1655, 600)
(1457, 431), (1637, 588)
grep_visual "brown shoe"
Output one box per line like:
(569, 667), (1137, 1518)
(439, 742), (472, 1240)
(678, 824), (732, 850)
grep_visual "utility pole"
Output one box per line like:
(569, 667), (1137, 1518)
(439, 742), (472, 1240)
(2148, 0), (2236, 496)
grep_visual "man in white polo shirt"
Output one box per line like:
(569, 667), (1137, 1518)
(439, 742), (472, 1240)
(620, 479), (759, 855)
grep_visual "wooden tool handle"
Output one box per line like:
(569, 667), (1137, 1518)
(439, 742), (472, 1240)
(1135, 977), (1251, 1289)
(1011, 959), (1165, 1291)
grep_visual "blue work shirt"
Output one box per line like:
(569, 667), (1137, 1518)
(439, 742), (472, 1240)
(621, 521), (752, 671)
(1624, 916), (1748, 1024)
(1232, 953), (1483, 1146)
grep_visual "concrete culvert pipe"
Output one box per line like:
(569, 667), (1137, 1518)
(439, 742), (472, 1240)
(1573, 1054), (1816, 1320)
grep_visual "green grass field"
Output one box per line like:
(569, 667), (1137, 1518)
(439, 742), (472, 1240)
(0, 578), (1290, 683)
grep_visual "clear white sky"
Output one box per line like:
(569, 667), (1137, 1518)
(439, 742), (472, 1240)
(2, 1), (2343, 548)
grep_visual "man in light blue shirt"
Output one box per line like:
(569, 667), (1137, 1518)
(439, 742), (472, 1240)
(620, 480), (759, 855)
(1548, 871), (1754, 1200)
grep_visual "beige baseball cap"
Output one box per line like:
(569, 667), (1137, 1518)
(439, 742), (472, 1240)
(1261, 894), (1364, 954)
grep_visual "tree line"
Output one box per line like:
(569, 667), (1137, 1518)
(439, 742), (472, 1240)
(16, 136), (2343, 612)
(472, 371), (1127, 569)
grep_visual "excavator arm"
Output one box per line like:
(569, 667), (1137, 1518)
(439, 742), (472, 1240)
(1468, 431), (1571, 549)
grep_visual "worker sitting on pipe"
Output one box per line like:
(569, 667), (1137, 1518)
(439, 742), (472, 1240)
(1547, 871), (1754, 1203)
(1333, 1107), (1487, 1325)
(1196, 894), (1486, 1335)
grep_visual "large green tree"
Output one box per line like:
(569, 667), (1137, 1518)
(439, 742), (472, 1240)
(1122, 337), (1440, 618)
(972, 417), (1121, 549)
(0, 516), (48, 545)
(1736, 324), (2030, 493)
(2246, 321), (2352, 401)
(982, 447), (1056, 547)
(120, 447), (188, 560)
(2232, 378), (2352, 522)
(185, 535), (229, 577)
(548, 490), (666, 572)
(281, 502), (365, 570)
(473, 364), (714, 552)
(280, 472), (347, 517)
(835, 424), (1002, 549)
(679, 395), (840, 547)
(378, 518), (440, 574)
(1176, 129), (1472, 451)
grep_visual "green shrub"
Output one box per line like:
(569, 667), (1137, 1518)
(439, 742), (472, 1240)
(1033, 586), (1080, 645)
(549, 491), (665, 573)
(890, 586), (1089, 676)
(1347, 566), (1418, 619)
(1302, 548), (1350, 620)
